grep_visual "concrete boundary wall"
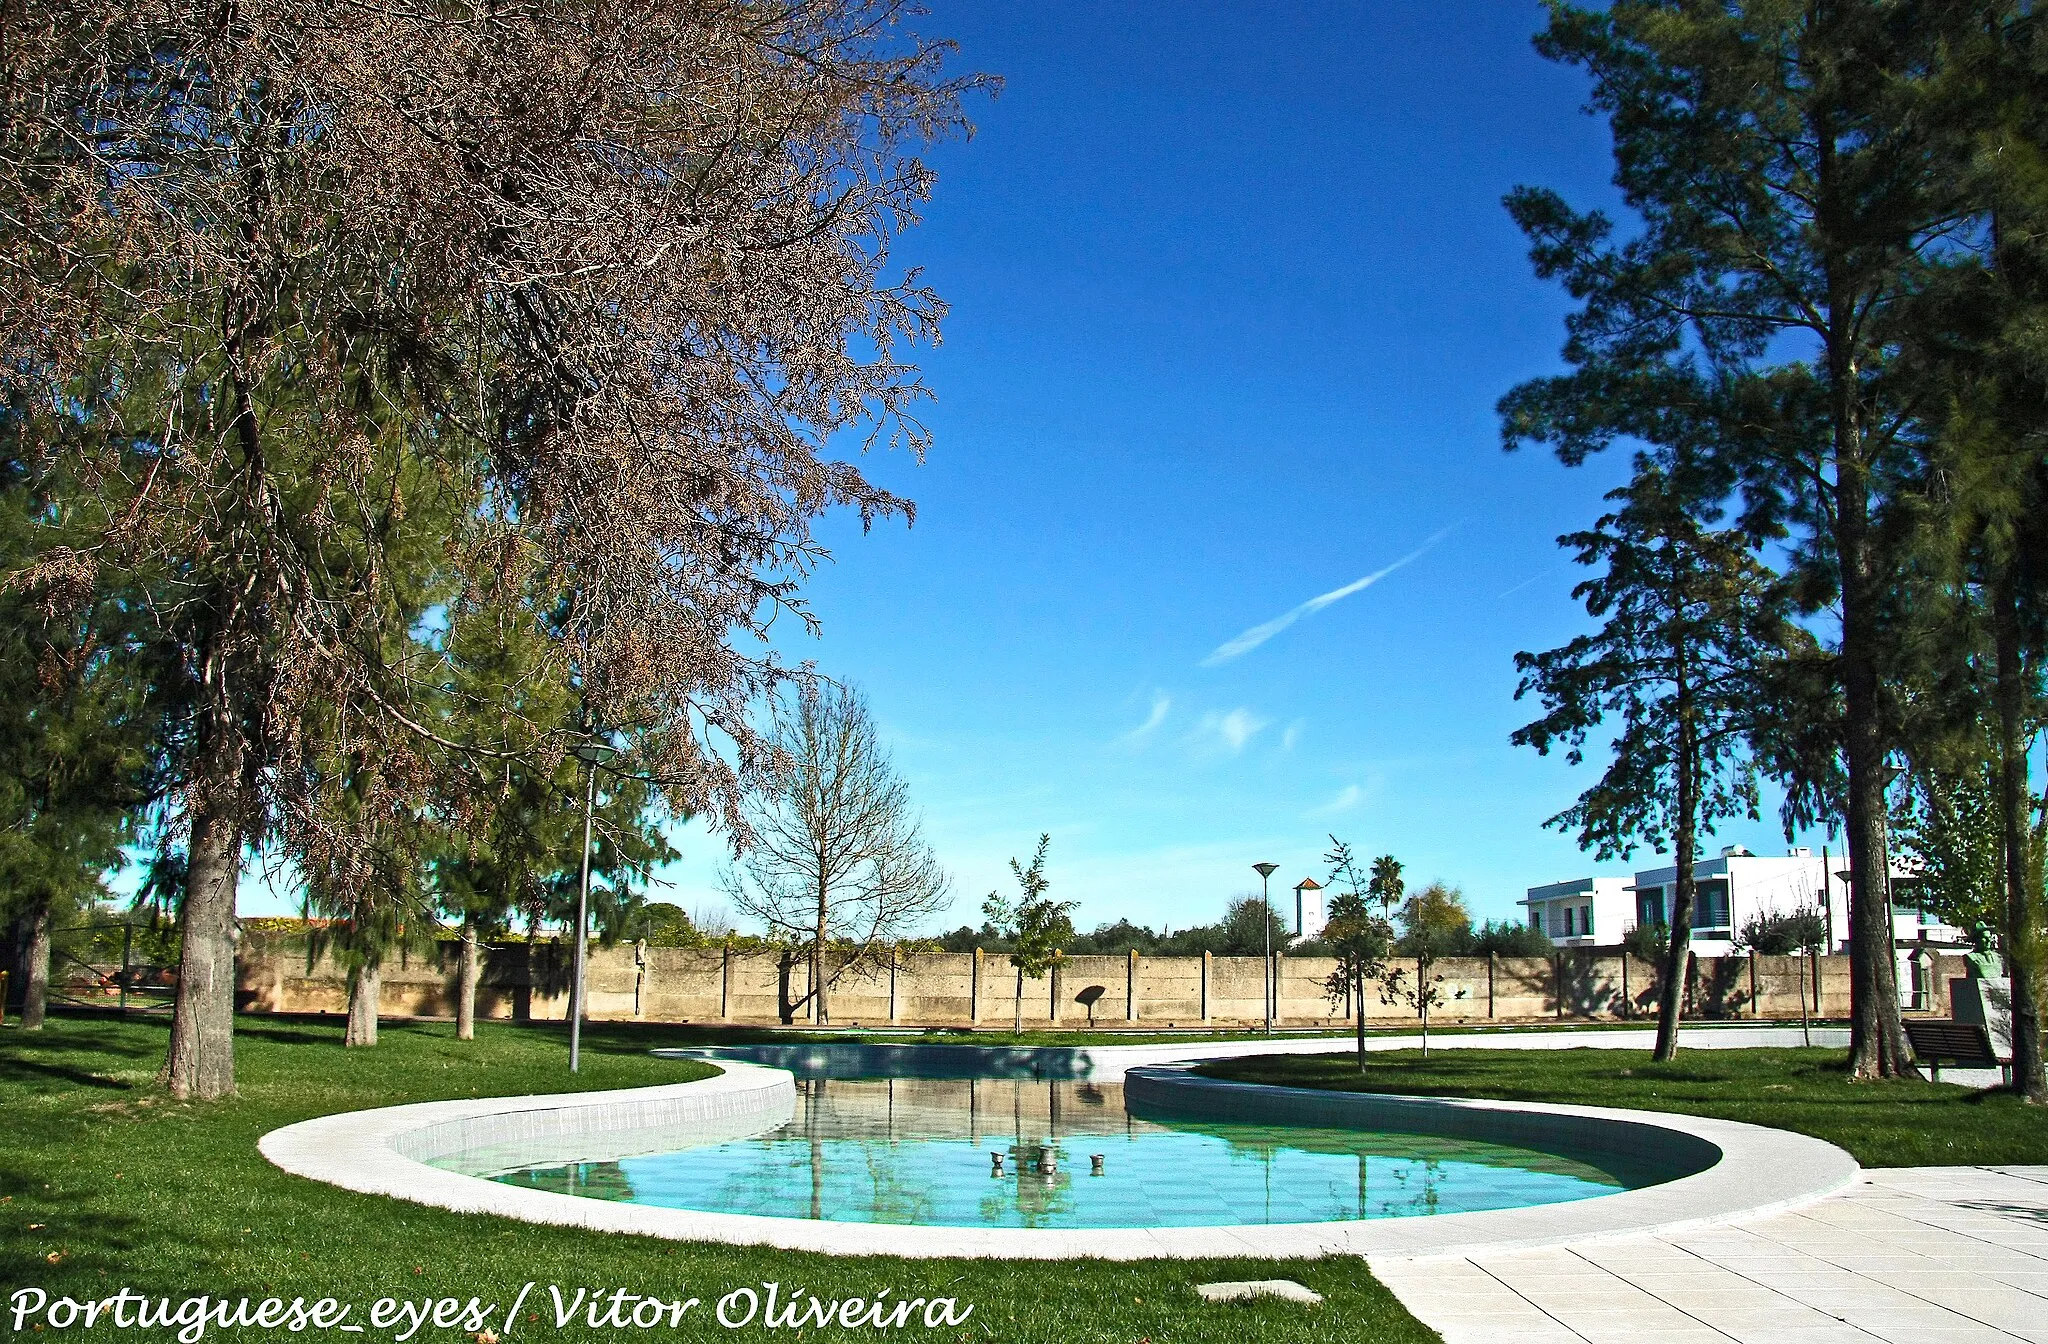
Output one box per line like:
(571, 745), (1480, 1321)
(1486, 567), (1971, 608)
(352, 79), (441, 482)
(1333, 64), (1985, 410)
(234, 936), (1966, 1029)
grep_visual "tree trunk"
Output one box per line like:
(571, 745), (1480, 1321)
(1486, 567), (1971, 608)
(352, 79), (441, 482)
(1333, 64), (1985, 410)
(812, 879), (829, 1026)
(160, 693), (245, 1100)
(20, 899), (51, 1031)
(1654, 674), (1698, 1063)
(1832, 370), (1917, 1079)
(456, 919), (478, 1042)
(345, 960), (380, 1047)
(1993, 577), (2046, 1103)
(1354, 964), (1366, 1073)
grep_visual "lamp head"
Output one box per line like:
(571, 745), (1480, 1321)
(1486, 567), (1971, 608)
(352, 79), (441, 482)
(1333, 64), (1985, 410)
(1252, 862), (1279, 879)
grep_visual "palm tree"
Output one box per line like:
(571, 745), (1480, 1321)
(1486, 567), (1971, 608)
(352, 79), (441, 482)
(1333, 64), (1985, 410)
(1368, 856), (1405, 925)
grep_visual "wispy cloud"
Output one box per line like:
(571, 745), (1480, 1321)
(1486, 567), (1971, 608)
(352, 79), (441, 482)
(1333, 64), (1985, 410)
(1310, 784), (1363, 817)
(1194, 707), (1270, 755)
(1281, 719), (1306, 752)
(1119, 691), (1172, 744)
(1201, 527), (1455, 667)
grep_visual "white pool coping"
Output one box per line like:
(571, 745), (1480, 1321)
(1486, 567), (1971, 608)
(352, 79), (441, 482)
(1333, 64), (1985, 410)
(258, 1050), (1860, 1261)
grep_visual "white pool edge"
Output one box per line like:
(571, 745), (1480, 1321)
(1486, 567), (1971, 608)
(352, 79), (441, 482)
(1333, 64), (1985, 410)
(257, 1055), (1859, 1261)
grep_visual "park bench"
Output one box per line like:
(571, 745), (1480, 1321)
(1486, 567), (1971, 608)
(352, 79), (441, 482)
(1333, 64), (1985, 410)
(1903, 1018), (2011, 1086)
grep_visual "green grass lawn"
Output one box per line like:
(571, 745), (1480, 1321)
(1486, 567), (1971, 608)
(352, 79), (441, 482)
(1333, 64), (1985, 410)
(1, 1013), (1434, 1343)
(1197, 1047), (2048, 1168)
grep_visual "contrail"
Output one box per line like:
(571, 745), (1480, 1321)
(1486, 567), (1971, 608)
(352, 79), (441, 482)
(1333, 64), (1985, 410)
(1200, 527), (1453, 667)
(1496, 560), (1572, 601)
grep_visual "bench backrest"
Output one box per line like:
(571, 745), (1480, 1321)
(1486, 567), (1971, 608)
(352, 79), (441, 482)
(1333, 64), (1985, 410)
(1903, 1018), (2000, 1066)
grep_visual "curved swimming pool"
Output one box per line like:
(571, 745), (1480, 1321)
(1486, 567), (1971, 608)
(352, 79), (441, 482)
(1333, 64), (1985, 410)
(260, 1049), (1861, 1257)
(442, 1076), (1676, 1229)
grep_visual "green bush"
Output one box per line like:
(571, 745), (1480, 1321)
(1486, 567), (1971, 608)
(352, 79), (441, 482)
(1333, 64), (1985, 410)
(1739, 907), (1829, 955)
(1621, 920), (1667, 961)
(1471, 919), (1553, 957)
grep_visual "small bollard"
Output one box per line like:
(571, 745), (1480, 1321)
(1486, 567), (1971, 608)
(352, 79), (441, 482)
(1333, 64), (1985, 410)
(1090, 1153), (1105, 1176)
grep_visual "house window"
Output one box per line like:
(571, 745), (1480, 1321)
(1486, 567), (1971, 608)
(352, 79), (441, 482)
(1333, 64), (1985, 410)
(1636, 888), (1665, 927)
(1529, 909), (1543, 932)
(1579, 905), (1593, 938)
(1563, 907), (1575, 937)
(1696, 880), (1730, 930)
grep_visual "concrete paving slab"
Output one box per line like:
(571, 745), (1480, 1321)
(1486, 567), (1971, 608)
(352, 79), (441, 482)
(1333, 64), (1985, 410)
(1370, 1167), (2048, 1344)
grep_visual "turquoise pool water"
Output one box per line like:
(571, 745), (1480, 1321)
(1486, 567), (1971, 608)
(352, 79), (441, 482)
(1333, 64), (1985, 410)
(480, 1078), (1655, 1229)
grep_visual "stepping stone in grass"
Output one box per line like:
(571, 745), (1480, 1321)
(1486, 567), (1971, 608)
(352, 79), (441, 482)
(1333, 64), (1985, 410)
(1193, 1280), (1323, 1305)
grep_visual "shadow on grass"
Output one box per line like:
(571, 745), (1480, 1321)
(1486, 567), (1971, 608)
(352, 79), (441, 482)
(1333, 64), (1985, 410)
(0, 1056), (137, 1090)
(3, 1015), (163, 1059)
(235, 1025), (346, 1047)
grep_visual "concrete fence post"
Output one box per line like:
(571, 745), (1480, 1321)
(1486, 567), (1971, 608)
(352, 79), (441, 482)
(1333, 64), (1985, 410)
(1554, 953), (1564, 1019)
(1748, 950), (1758, 1018)
(1487, 952), (1496, 1019)
(1126, 948), (1139, 1023)
(1050, 958), (1061, 1023)
(1200, 950), (1211, 1023)
(719, 946), (731, 1022)
(971, 948), (982, 1025)
(889, 946), (900, 1024)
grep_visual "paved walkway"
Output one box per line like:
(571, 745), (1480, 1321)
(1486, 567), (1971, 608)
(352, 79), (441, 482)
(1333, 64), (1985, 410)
(1372, 1166), (2048, 1343)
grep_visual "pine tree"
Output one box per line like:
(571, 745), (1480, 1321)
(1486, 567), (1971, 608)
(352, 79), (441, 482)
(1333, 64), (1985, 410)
(1501, 1), (1992, 1076)
(1889, 7), (2048, 1099)
(1514, 463), (1805, 1060)
(0, 427), (159, 1029)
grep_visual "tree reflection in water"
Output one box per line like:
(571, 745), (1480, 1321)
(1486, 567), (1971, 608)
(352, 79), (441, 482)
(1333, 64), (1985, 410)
(490, 1077), (1641, 1228)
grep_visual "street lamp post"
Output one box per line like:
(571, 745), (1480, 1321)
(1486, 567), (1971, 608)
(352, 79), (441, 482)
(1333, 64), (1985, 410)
(1254, 862), (1279, 1036)
(569, 741), (615, 1073)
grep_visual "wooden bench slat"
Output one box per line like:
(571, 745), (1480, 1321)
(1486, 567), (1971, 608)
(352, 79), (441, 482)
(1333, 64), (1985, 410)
(1903, 1018), (2000, 1067)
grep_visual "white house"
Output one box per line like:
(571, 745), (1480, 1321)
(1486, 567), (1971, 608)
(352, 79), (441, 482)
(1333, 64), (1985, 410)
(1293, 877), (1327, 939)
(1625, 847), (1832, 958)
(1520, 876), (1633, 947)
(1525, 846), (1967, 965)
(1628, 846), (1965, 957)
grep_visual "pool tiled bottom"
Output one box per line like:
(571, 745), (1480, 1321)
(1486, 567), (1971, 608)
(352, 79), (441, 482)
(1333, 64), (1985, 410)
(483, 1078), (1649, 1229)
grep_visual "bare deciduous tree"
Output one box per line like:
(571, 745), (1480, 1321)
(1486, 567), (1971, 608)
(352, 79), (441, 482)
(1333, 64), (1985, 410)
(2, 1), (988, 1096)
(725, 682), (948, 1023)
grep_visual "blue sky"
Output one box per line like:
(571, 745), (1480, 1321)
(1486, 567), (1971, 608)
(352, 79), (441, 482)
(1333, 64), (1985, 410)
(237, 2), (1830, 931)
